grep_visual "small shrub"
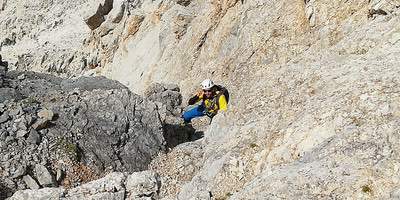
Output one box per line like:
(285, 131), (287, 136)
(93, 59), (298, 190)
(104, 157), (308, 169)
(362, 185), (372, 193)
(56, 138), (79, 161)
(250, 143), (258, 148)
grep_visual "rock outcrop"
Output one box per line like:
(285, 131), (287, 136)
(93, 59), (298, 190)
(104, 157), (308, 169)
(0, 66), (167, 198)
(1, 0), (400, 199)
(9, 170), (161, 200)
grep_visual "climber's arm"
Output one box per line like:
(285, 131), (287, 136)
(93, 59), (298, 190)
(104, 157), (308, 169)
(188, 91), (204, 105)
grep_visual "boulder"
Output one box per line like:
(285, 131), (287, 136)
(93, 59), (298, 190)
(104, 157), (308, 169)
(12, 165), (26, 178)
(125, 170), (160, 199)
(65, 172), (126, 199)
(145, 83), (182, 117)
(27, 129), (41, 144)
(9, 188), (65, 200)
(84, 0), (114, 30)
(22, 175), (40, 190)
(31, 119), (50, 130)
(0, 112), (9, 123)
(16, 130), (28, 138)
(0, 73), (168, 198)
(0, 88), (21, 103)
(35, 164), (56, 187)
(37, 109), (54, 121)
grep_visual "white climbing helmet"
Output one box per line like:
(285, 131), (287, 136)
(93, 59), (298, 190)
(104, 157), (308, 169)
(201, 79), (214, 90)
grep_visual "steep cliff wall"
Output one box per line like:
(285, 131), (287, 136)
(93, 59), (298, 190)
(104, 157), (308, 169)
(1, 0), (400, 199)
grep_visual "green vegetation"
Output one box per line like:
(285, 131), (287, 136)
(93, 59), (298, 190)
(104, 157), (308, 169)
(249, 143), (258, 148)
(362, 185), (372, 193)
(21, 96), (39, 106)
(56, 138), (79, 161)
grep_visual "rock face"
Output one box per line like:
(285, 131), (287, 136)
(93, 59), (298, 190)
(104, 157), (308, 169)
(35, 164), (56, 187)
(0, 67), (167, 198)
(1, 0), (400, 199)
(9, 171), (161, 200)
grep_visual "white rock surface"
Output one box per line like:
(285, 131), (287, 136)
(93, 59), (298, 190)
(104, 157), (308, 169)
(125, 170), (160, 199)
(9, 188), (65, 200)
(64, 172), (126, 199)
(22, 175), (40, 190)
(9, 171), (161, 200)
(35, 164), (56, 187)
(2, 0), (400, 199)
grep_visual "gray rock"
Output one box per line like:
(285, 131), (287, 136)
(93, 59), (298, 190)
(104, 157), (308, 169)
(0, 88), (21, 103)
(9, 187), (64, 200)
(37, 109), (54, 121)
(145, 83), (182, 117)
(17, 118), (28, 130)
(12, 165), (26, 178)
(84, 0), (113, 30)
(27, 129), (41, 144)
(125, 170), (160, 199)
(0, 130), (8, 140)
(5, 135), (14, 143)
(0, 66), (6, 76)
(0, 73), (167, 197)
(9, 106), (23, 116)
(35, 164), (56, 187)
(3, 177), (16, 189)
(56, 169), (63, 182)
(164, 83), (180, 92)
(65, 172), (125, 199)
(31, 119), (49, 130)
(0, 112), (9, 123)
(16, 130), (28, 138)
(17, 74), (25, 80)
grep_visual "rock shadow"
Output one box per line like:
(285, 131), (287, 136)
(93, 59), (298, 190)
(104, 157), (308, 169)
(162, 123), (204, 149)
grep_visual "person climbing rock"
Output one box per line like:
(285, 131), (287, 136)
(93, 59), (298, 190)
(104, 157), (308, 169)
(182, 79), (229, 124)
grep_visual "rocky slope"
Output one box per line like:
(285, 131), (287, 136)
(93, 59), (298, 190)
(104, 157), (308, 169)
(9, 171), (162, 200)
(0, 64), (188, 199)
(1, 0), (400, 199)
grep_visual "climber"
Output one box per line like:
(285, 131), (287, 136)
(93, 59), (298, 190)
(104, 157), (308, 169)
(182, 79), (228, 124)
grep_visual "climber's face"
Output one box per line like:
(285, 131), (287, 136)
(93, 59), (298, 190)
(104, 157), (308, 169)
(203, 89), (213, 98)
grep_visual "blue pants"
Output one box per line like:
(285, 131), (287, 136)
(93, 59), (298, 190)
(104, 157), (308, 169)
(182, 104), (206, 123)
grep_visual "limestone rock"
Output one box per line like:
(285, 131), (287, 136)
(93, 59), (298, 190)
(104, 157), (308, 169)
(0, 72), (168, 198)
(11, 171), (163, 200)
(27, 129), (41, 144)
(56, 169), (63, 182)
(2, 0), (400, 199)
(16, 130), (28, 138)
(22, 175), (40, 190)
(84, 0), (114, 30)
(0, 88), (21, 103)
(31, 119), (50, 130)
(125, 170), (161, 199)
(35, 164), (56, 187)
(9, 188), (65, 200)
(12, 165), (26, 178)
(17, 74), (25, 80)
(65, 172), (126, 199)
(0, 112), (9, 123)
(145, 83), (182, 117)
(37, 109), (54, 121)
